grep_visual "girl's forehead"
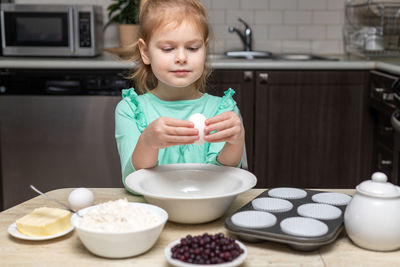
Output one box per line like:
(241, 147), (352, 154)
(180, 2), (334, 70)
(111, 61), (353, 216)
(149, 16), (205, 38)
(150, 21), (204, 42)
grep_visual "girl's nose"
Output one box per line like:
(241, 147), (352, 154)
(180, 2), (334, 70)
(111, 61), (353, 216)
(175, 48), (187, 64)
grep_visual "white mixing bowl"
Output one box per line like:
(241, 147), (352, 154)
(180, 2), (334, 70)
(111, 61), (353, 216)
(70, 202), (168, 258)
(125, 163), (257, 224)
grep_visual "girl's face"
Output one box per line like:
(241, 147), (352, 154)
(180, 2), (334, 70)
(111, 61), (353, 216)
(139, 19), (207, 91)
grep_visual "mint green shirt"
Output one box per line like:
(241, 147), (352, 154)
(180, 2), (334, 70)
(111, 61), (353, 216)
(115, 88), (239, 192)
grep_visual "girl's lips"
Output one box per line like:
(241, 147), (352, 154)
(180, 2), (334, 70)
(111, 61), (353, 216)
(171, 70), (190, 75)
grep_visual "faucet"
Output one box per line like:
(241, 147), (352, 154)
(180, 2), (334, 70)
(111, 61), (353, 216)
(228, 18), (253, 51)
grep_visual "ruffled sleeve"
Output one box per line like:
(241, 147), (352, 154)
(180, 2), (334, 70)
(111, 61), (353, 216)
(121, 88), (148, 132)
(207, 88), (242, 168)
(116, 88), (146, 195)
(214, 88), (237, 116)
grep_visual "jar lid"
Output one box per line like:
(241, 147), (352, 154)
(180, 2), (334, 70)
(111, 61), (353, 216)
(356, 172), (400, 198)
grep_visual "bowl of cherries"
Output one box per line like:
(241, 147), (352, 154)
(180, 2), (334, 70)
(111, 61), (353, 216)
(164, 232), (247, 267)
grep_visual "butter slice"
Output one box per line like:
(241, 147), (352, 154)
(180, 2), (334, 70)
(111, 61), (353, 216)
(16, 207), (71, 236)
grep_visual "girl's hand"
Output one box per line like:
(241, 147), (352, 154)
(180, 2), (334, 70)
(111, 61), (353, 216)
(204, 111), (245, 145)
(142, 117), (199, 149)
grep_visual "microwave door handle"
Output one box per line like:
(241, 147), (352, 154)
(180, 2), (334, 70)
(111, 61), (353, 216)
(0, 11), (6, 48)
(69, 7), (74, 53)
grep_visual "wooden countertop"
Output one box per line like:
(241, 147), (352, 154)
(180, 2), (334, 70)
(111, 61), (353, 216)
(1, 188), (399, 266)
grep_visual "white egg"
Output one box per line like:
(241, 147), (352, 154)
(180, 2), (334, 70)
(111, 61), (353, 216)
(68, 187), (94, 211)
(188, 113), (207, 145)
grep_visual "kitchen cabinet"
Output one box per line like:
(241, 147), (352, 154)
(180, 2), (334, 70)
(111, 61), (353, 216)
(210, 70), (373, 188)
(207, 70), (255, 171)
(254, 71), (373, 188)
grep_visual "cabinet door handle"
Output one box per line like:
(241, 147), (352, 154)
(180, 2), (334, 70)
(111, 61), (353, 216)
(381, 160), (392, 166)
(259, 73), (269, 84)
(243, 71), (253, 81)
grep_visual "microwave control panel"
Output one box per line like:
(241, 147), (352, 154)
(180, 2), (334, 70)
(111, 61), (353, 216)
(0, 69), (133, 95)
(78, 12), (92, 48)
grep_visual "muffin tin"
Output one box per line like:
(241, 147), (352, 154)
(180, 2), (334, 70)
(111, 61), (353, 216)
(225, 188), (352, 251)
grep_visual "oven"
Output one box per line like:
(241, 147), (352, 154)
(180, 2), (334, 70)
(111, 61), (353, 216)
(369, 70), (399, 185)
(391, 77), (400, 185)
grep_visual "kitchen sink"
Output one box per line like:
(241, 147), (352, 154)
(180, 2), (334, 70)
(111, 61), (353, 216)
(225, 50), (273, 59)
(274, 53), (338, 61)
(212, 51), (338, 61)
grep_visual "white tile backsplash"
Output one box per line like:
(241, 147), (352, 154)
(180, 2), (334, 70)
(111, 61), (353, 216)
(298, 25), (325, 40)
(282, 40), (311, 53)
(206, 0), (345, 54)
(283, 11), (312, 24)
(226, 10), (254, 24)
(253, 40), (282, 53)
(313, 11), (343, 24)
(240, 0), (269, 9)
(312, 40), (343, 54)
(269, 25), (297, 40)
(270, 0), (297, 10)
(326, 25), (343, 40)
(212, 0), (240, 9)
(255, 11), (283, 24)
(298, 0), (327, 10)
(328, 0), (346, 10)
(208, 10), (226, 24)
(14, 0), (346, 55)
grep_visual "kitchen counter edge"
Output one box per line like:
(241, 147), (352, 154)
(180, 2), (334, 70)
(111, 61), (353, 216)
(2, 53), (400, 75)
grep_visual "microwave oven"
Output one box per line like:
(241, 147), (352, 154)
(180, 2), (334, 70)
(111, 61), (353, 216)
(0, 4), (103, 57)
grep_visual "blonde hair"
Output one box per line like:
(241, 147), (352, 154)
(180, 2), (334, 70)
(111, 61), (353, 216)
(128, 0), (211, 94)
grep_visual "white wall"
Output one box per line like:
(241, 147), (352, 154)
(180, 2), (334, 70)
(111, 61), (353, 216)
(14, 0), (347, 55)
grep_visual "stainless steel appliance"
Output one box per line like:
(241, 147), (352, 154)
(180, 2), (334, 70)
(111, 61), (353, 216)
(0, 4), (103, 57)
(369, 70), (400, 185)
(0, 68), (132, 210)
(0, 1), (13, 56)
(391, 77), (400, 185)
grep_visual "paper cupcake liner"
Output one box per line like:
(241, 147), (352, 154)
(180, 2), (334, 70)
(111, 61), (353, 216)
(231, 210), (277, 229)
(312, 192), (352, 206)
(268, 187), (307, 199)
(280, 217), (329, 237)
(252, 197), (293, 213)
(297, 203), (342, 220)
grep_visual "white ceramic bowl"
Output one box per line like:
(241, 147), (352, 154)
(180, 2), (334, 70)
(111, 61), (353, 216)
(70, 202), (168, 258)
(125, 163), (257, 224)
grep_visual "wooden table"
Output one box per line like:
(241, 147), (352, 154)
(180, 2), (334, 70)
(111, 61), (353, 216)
(1, 188), (399, 266)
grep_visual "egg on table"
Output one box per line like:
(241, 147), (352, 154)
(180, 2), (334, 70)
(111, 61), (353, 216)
(188, 113), (207, 145)
(68, 187), (94, 211)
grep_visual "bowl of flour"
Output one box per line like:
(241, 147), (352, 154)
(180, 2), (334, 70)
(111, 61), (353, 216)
(71, 199), (168, 258)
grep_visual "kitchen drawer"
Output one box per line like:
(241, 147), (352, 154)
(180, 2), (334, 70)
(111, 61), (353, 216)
(376, 113), (394, 149)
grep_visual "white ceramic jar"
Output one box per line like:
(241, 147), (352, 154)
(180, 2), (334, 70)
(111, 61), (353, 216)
(344, 172), (400, 251)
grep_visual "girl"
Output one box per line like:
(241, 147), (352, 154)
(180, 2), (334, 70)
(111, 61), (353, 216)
(115, 0), (245, 191)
